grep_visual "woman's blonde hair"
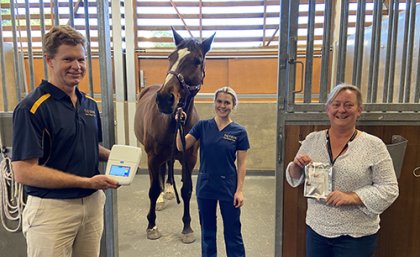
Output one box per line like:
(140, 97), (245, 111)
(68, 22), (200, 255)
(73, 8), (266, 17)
(326, 83), (363, 108)
(214, 86), (238, 108)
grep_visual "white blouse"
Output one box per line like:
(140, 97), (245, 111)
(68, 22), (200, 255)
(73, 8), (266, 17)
(286, 130), (399, 238)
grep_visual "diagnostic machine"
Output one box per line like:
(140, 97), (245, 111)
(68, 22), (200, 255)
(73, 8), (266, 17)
(105, 145), (142, 185)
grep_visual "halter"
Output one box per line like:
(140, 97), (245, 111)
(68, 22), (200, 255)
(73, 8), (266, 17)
(167, 67), (205, 109)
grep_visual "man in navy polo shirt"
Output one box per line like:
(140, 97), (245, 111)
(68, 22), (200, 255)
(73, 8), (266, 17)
(11, 25), (119, 257)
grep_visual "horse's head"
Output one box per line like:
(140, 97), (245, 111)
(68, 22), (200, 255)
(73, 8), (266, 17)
(156, 28), (215, 114)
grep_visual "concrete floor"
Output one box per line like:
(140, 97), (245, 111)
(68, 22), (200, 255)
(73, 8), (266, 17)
(117, 174), (275, 257)
(1, 175), (275, 257)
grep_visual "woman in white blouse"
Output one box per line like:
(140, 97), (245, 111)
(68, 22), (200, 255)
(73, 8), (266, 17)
(286, 83), (399, 257)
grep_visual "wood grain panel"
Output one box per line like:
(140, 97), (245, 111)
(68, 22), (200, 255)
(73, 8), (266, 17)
(227, 58), (278, 94)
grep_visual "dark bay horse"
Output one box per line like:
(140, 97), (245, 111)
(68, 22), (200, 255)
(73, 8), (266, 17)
(134, 28), (215, 243)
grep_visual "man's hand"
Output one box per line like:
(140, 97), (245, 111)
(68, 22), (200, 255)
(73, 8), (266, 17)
(88, 175), (120, 190)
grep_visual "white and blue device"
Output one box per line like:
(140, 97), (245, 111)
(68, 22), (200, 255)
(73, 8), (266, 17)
(105, 145), (142, 185)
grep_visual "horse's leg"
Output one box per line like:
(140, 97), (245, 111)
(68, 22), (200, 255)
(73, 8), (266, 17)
(180, 149), (198, 244)
(164, 160), (175, 200)
(146, 157), (162, 240)
(156, 163), (167, 211)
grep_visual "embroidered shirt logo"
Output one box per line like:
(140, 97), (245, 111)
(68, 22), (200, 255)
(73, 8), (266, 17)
(84, 109), (96, 117)
(223, 134), (237, 142)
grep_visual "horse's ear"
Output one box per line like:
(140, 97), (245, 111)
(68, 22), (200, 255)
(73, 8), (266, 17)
(201, 32), (216, 55)
(171, 26), (184, 46)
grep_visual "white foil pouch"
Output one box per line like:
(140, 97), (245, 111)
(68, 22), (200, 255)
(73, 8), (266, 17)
(304, 162), (332, 200)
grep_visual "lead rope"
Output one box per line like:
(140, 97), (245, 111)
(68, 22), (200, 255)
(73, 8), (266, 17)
(169, 107), (192, 205)
(0, 130), (25, 232)
(167, 107), (185, 205)
(169, 127), (181, 204)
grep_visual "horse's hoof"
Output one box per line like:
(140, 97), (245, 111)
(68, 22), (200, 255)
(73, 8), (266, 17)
(164, 183), (175, 200)
(156, 193), (165, 211)
(146, 226), (161, 240)
(156, 202), (165, 211)
(164, 192), (174, 200)
(181, 232), (195, 244)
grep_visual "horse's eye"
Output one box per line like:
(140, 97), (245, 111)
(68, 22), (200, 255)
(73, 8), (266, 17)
(194, 58), (202, 66)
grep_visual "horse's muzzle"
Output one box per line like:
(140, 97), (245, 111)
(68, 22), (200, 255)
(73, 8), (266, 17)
(156, 93), (175, 114)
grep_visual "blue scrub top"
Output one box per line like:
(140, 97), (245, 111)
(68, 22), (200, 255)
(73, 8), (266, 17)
(12, 80), (102, 199)
(189, 118), (250, 201)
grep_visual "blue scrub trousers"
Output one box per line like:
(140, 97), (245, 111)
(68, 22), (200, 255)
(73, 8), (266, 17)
(306, 225), (378, 257)
(197, 197), (245, 257)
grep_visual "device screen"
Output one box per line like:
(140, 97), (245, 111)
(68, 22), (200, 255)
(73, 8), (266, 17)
(109, 165), (130, 177)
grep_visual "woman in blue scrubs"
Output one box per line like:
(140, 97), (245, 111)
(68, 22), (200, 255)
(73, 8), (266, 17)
(176, 86), (250, 257)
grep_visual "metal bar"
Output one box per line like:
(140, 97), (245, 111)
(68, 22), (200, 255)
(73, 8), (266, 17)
(319, 0), (332, 103)
(275, 0), (289, 255)
(387, 0), (399, 103)
(125, 0), (140, 146)
(25, 0), (35, 91)
(53, 0), (60, 25)
(352, 0), (365, 88)
(277, 0), (290, 112)
(0, 12), (9, 111)
(39, 0), (48, 80)
(112, 0), (126, 145)
(97, 0), (115, 176)
(403, 0), (416, 103)
(336, 0), (349, 84)
(367, 0), (378, 102)
(83, 0), (94, 97)
(262, 0), (268, 46)
(415, 30), (420, 103)
(286, 0), (299, 110)
(303, 0), (316, 103)
(370, 0), (382, 102)
(68, 0), (75, 27)
(199, 0), (203, 39)
(382, 0), (394, 102)
(97, 0), (117, 256)
(10, 0), (22, 102)
(398, 1), (411, 103)
(352, 0), (362, 86)
(169, 0), (194, 38)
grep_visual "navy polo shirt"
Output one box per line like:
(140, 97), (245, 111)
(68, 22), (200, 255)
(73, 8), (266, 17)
(12, 80), (102, 199)
(189, 118), (250, 201)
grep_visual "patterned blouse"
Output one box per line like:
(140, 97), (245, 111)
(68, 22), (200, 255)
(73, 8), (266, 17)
(286, 130), (399, 238)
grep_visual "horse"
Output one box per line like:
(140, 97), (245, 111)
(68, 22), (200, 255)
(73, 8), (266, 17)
(134, 28), (215, 243)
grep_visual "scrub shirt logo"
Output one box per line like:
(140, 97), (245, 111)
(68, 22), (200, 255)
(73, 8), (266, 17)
(223, 133), (237, 142)
(84, 109), (96, 117)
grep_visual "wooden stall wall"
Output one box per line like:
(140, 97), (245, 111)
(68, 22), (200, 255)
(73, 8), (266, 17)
(138, 58), (280, 96)
(138, 57), (321, 100)
(22, 56), (322, 102)
(283, 125), (420, 257)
